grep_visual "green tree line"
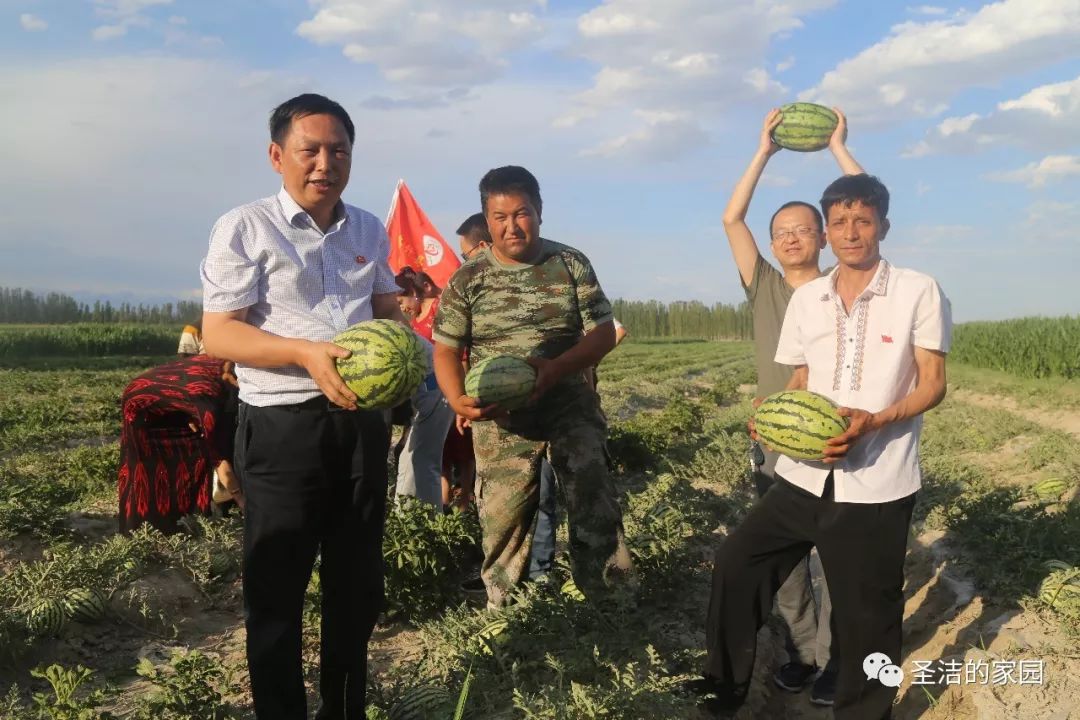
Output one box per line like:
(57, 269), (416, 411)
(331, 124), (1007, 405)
(0, 287), (201, 325)
(612, 299), (753, 340)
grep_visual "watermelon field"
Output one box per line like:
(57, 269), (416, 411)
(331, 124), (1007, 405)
(0, 325), (1078, 719)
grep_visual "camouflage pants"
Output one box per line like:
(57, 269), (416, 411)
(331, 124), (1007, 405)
(470, 384), (635, 607)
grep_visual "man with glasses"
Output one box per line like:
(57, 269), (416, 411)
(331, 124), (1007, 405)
(699, 107), (864, 708)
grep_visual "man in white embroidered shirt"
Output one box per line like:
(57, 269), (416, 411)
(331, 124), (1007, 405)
(692, 174), (951, 719)
(200, 94), (405, 720)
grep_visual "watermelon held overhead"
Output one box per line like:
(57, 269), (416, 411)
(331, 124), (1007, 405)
(334, 320), (429, 410)
(772, 102), (839, 152)
(754, 389), (849, 461)
(464, 355), (536, 410)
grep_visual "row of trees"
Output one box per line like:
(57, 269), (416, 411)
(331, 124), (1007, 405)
(0, 286), (753, 340)
(612, 299), (753, 340)
(0, 288), (201, 325)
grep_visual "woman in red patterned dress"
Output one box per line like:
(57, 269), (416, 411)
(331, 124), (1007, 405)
(117, 355), (241, 533)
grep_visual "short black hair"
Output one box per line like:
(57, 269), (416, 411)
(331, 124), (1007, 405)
(456, 212), (491, 248)
(479, 166), (542, 218)
(769, 201), (824, 237)
(820, 174), (890, 222)
(269, 93), (355, 146)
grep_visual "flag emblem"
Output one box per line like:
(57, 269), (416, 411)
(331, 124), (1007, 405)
(385, 180), (460, 287)
(881, 335), (893, 343)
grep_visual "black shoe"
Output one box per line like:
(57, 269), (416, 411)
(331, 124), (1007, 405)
(809, 669), (837, 706)
(773, 662), (818, 692)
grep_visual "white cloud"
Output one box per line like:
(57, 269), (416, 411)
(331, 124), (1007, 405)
(560, 0), (836, 157)
(760, 173), (795, 188)
(168, 15), (188, 25)
(986, 155), (1080, 187)
(92, 24), (130, 40)
(906, 5), (948, 14)
(92, 0), (172, 18)
(801, 0), (1080, 126)
(776, 56), (796, 73)
(296, 0), (544, 87)
(20, 13), (48, 31)
(905, 74), (1080, 156)
(581, 110), (708, 162)
(90, 0), (171, 40)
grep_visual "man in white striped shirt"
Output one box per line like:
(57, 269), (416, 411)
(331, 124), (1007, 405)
(201, 93), (404, 720)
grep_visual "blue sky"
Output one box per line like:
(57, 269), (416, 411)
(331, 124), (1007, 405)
(1, 0), (1078, 321)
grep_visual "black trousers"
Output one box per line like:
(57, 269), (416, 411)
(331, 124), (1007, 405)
(705, 474), (916, 720)
(236, 399), (389, 720)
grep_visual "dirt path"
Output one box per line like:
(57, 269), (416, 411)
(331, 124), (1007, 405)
(951, 389), (1080, 440)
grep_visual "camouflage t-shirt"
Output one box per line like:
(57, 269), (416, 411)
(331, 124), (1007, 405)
(433, 239), (613, 372)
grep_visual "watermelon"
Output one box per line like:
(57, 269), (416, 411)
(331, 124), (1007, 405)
(772, 102), (838, 152)
(560, 578), (586, 602)
(471, 617), (509, 655)
(26, 598), (67, 636)
(464, 355), (536, 410)
(1031, 478), (1068, 500)
(389, 685), (455, 720)
(1038, 561), (1080, 612)
(754, 390), (849, 460)
(64, 587), (109, 623)
(334, 320), (429, 410)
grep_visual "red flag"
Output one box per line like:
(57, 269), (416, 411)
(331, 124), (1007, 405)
(385, 180), (460, 288)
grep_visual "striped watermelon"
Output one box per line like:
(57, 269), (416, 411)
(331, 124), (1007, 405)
(389, 685), (455, 720)
(1031, 478), (1069, 500)
(334, 320), (429, 410)
(754, 390), (849, 460)
(772, 102), (838, 152)
(471, 617), (509, 655)
(26, 598), (67, 636)
(1038, 561), (1080, 612)
(64, 587), (109, 623)
(464, 355), (536, 410)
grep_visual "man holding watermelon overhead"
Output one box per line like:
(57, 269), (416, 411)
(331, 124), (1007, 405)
(432, 165), (635, 608)
(200, 94), (406, 720)
(695, 173), (951, 719)
(716, 106), (863, 706)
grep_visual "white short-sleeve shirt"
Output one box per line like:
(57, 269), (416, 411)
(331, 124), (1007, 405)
(200, 187), (399, 407)
(773, 259), (951, 503)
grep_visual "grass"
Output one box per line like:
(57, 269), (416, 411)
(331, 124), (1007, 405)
(1, 340), (1078, 716)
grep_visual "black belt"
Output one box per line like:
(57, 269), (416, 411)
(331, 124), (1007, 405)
(243, 396), (343, 413)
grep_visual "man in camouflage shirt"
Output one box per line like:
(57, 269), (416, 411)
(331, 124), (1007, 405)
(433, 166), (635, 607)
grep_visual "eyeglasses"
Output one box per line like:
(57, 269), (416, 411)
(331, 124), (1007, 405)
(771, 225), (818, 242)
(461, 245), (482, 261)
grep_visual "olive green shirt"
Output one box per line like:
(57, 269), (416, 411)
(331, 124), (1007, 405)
(744, 255), (796, 399)
(433, 239), (614, 375)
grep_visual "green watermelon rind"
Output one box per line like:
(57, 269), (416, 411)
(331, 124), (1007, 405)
(464, 355), (536, 410)
(754, 390), (849, 460)
(64, 588), (108, 624)
(26, 598), (67, 636)
(389, 686), (455, 720)
(334, 320), (428, 410)
(772, 102), (838, 152)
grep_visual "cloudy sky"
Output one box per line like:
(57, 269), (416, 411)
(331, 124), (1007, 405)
(2, 0), (1078, 321)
